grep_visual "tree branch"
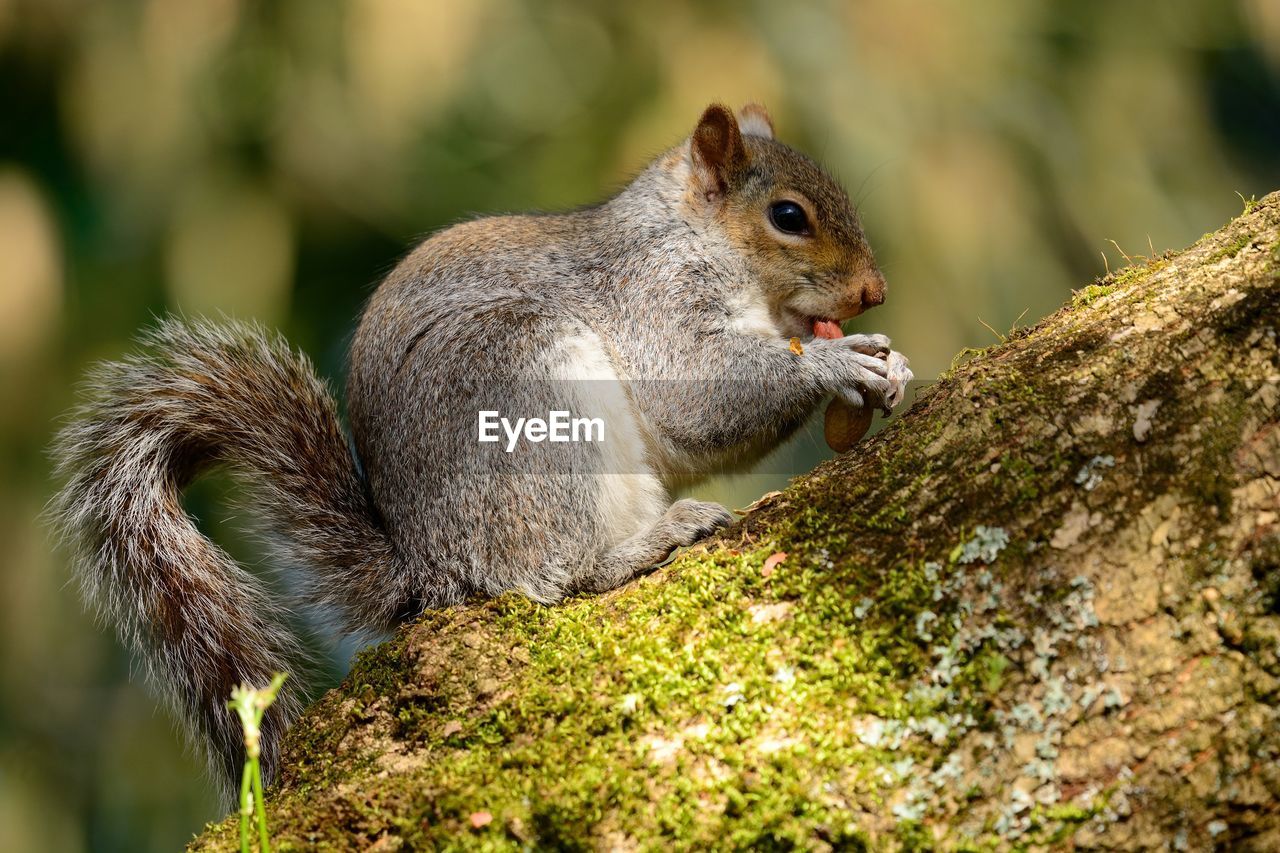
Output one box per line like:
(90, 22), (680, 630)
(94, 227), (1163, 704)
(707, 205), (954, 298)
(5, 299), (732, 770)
(193, 192), (1280, 851)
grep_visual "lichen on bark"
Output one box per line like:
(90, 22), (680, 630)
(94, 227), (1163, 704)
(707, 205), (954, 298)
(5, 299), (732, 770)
(192, 192), (1280, 852)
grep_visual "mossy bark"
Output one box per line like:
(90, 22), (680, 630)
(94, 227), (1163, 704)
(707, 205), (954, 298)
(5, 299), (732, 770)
(193, 193), (1280, 852)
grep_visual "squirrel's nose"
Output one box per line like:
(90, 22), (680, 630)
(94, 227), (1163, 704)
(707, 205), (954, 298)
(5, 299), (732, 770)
(862, 271), (886, 306)
(849, 271), (885, 310)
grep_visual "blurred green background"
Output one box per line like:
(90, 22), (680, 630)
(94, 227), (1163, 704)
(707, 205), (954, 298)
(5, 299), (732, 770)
(2, 0), (1278, 849)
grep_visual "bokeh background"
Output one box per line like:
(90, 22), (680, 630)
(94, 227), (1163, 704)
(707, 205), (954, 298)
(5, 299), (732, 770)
(2, 1), (1279, 849)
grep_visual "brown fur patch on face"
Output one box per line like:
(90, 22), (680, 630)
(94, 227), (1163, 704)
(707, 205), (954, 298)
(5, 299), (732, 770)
(717, 135), (878, 315)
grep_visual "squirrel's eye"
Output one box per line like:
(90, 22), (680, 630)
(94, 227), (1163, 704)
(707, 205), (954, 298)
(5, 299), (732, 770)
(769, 201), (810, 235)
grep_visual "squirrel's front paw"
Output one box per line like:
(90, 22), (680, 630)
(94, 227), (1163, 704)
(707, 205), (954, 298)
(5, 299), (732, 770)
(883, 349), (913, 410)
(828, 347), (912, 413)
(830, 359), (893, 410)
(665, 499), (735, 546)
(834, 333), (891, 357)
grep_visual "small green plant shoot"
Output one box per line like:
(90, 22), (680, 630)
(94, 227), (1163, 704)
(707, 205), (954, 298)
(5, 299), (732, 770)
(228, 673), (288, 853)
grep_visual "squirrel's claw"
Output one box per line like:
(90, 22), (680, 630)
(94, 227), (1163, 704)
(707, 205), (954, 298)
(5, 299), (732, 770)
(882, 350), (913, 411)
(833, 333), (891, 357)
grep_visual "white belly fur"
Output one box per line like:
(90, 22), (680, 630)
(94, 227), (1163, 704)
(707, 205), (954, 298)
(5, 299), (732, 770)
(555, 328), (667, 547)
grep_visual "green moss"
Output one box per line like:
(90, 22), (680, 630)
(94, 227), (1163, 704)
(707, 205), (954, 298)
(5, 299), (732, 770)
(1207, 233), (1252, 263)
(943, 345), (995, 378)
(1026, 800), (1101, 845)
(1066, 254), (1178, 319)
(243, 517), (1022, 849)
(1113, 258), (1167, 288)
(349, 632), (414, 699)
(974, 651), (1011, 694)
(1072, 283), (1115, 307)
(1069, 256), (1170, 310)
(994, 453), (1046, 504)
(894, 820), (933, 850)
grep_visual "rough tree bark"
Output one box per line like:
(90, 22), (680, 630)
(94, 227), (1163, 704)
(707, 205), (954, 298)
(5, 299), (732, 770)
(193, 193), (1280, 851)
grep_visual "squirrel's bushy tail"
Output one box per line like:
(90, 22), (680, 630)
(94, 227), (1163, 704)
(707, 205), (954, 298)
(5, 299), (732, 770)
(51, 317), (405, 800)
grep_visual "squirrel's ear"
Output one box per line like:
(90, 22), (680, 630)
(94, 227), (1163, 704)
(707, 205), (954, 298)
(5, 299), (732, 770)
(690, 103), (749, 202)
(737, 103), (775, 139)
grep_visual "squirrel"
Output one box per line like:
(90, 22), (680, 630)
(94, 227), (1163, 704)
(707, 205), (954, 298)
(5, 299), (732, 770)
(52, 103), (911, 802)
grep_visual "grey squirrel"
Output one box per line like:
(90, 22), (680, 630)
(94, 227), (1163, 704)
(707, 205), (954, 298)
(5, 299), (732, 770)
(52, 103), (911, 801)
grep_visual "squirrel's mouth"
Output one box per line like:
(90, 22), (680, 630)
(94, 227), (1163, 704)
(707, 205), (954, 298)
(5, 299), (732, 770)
(781, 307), (846, 341)
(810, 317), (844, 340)
(782, 299), (867, 341)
